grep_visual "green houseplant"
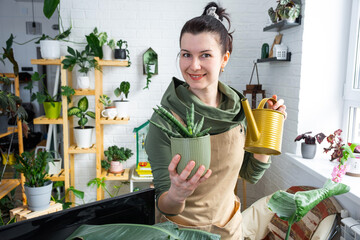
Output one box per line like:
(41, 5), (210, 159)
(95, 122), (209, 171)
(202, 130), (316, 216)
(150, 103), (211, 178)
(113, 81), (130, 119)
(143, 52), (157, 90)
(268, 0), (301, 23)
(114, 39), (131, 66)
(101, 145), (133, 173)
(14, 150), (54, 211)
(24, 72), (75, 119)
(62, 46), (100, 89)
(67, 96), (95, 148)
(294, 131), (326, 159)
(0, 79), (27, 133)
(267, 179), (350, 240)
(99, 94), (116, 119)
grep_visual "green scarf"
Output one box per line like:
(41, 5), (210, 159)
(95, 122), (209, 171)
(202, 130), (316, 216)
(160, 77), (246, 135)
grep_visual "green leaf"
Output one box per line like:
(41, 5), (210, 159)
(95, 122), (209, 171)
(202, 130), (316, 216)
(114, 88), (121, 97)
(86, 111), (95, 119)
(68, 186), (84, 200)
(78, 96), (88, 112)
(54, 26), (72, 40)
(43, 0), (60, 19)
(78, 117), (88, 127)
(67, 107), (81, 116)
(85, 33), (103, 59)
(65, 222), (220, 240)
(268, 179), (350, 227)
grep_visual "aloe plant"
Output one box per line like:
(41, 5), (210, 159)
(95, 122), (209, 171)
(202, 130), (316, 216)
(150, 103), (211, 138)
(67, 96), (95, 128)
(267, 179), (350, 240)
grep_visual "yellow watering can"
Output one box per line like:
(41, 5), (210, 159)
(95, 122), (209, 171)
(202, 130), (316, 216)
(241, 97), (285, 155)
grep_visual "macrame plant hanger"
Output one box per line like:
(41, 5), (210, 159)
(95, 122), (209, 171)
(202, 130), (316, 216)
(243, 61), (266, 109)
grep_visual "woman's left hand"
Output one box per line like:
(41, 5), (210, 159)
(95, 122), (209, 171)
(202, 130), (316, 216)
(267, 94), (287, 119)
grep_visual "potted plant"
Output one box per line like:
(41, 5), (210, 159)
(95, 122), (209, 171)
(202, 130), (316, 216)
(36, 27), (72, 59)
(294, 131), (326, 159)
(150, 103), (211, 178)
(268, 0), (301, 23)
(14, 150), (54, 211)
(114, 39), (129, 61)
(99, 94), (117, 119)
(143, 52), (157, 90)
(98, 33), (115, 61)
(67, 96), (96, 148)
(62, 46), (100, 89)
(113, 81), (130, 119)
(24, 72), (75, 119)
(101, 145), (133, 173)
(324, 129), (360, 179)
(0, 77), (27, 133)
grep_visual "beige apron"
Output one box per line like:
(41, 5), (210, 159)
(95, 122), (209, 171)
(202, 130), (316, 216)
(162, 118), (245, 240)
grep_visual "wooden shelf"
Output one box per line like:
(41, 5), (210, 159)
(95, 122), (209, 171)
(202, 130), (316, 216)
(97, 59), (129, 67)
(31, 59), (61, 65)
(257, 52), (291, 63)
(46, 169), (65, 182)
(68, 144), (96, 154)
(0, 127), (18, 139)
(0, 179), (21, 199)
(263, 17), (301, 32)
(100, 168), (130, 181)
(100, 116), (130, 124)
(34, 116), (63, 124)
(74, 89), (95, 96)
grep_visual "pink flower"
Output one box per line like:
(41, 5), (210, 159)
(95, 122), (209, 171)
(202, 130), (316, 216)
(331, 164), (348, 182)
(334, 129), (342, 136)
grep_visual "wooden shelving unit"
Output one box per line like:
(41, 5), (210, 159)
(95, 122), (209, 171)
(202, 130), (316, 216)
(31, 59), (70, 202)
(0, 73), (25, 203)
(94, 57), (130, 200)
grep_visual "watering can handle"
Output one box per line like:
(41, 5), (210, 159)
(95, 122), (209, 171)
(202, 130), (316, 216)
(257, 98), (277, 109)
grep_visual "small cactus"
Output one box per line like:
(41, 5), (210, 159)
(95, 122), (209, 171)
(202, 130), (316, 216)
(150, 103), (211, 138)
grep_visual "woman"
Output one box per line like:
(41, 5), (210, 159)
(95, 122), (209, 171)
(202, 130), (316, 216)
(145, 2), (287, 239)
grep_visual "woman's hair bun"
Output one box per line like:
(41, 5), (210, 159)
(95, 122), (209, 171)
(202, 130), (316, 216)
(202, 2), (226, 21)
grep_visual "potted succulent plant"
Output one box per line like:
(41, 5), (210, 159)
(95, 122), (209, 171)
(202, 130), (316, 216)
(113, 81), (130, 119)
(99, 94), (117, 119)
(101, 145), (133, 173)
(0, 76), (27, 133)
(62, 46), (100, 89)
(14, 150), (54, 211)
(150, 103), (211, 178)
(24, 72), (75, 119)
(67, 96), (96, 148)
(294, 131), (326, 159)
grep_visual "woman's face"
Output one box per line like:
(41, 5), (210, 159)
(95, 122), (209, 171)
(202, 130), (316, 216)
(179, 32), (229, 93)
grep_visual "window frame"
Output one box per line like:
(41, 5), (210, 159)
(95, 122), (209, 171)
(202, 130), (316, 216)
(343, 0), (360, 142)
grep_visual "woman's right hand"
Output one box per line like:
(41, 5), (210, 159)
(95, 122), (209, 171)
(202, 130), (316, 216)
(167, 154), (212, 204)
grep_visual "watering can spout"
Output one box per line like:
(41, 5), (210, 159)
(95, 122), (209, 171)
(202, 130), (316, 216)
(241, 98), (260, 142)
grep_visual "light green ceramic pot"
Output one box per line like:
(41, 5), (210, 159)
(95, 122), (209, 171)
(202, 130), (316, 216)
(171, 134), (211, 179)
(43, 102), (62, 119)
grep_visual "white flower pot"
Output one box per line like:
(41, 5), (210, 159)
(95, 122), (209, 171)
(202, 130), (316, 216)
(147, 64), (156, 74)
(102, 45), (113, 60)
(114, 100), (129, 118)
(40, 40), (60, 59)
(77, 75), (90, 89)
(346, 153), (360, 176)
(74, 126), (94, 148)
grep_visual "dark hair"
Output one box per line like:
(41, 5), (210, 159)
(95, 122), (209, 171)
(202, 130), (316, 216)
(180, 2), (233, 54)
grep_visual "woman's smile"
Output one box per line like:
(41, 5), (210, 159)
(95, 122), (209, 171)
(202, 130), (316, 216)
(188, 73), (207, 81)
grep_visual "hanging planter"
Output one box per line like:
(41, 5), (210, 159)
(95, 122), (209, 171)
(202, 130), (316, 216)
(43, 102), (62, 119)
